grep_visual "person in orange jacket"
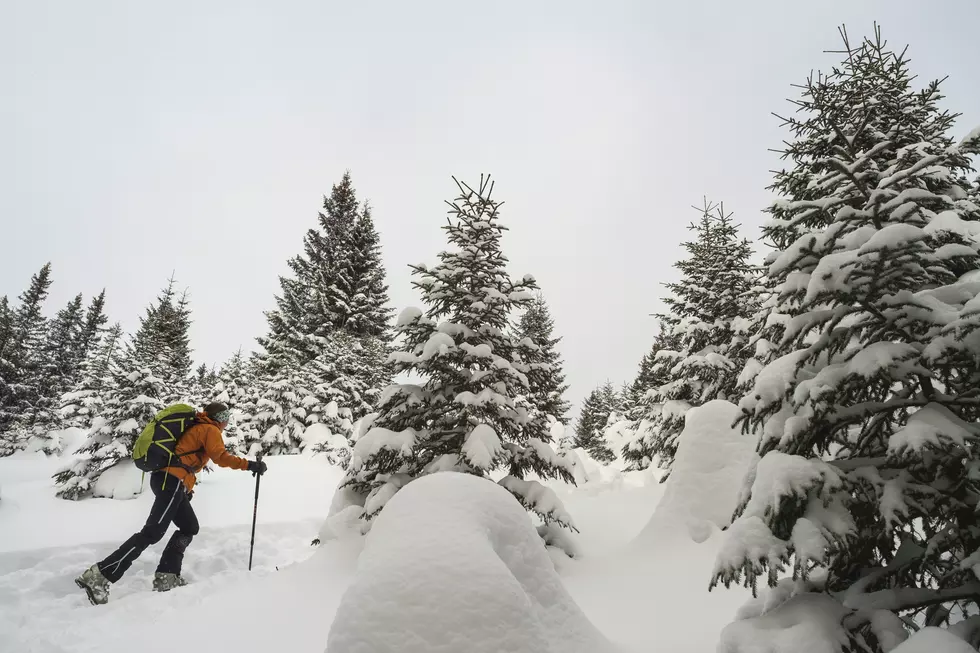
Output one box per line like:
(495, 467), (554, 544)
(74, 402), (268, 605)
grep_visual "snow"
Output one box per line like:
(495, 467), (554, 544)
(742, 350), (808, 408)
(420, 331), (456, 359)
(115, 418), (141, 434)
(461, 423), (502, 468)
(326, 472), (610, 653)
(0, 437), (812, 653)
(395, 306), (423, 327)
(888, 402), (976, 457)
(892, 627), (978, 653)
(858, 223), (925, 253)
(349, 427), (417, 470)
(92, 460), (145, 500)
(640, 400), (757, 543)
(740, 452), (842, 521)
(718, 590), (849, 653)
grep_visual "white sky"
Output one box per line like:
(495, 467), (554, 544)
(4, 0), (980, 413)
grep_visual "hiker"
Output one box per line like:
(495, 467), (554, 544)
(74, 402), (268, 604)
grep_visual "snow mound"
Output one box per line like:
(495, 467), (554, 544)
(639, 400), (757, 543)
(326, 471), (611, 653)
(92, 460), (145, 500)
(892, 627), (977, 653)
(562, 447), (627, 487)
(719, 590), (849, 653)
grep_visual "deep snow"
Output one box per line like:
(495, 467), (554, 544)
(0, 420), (757, 653)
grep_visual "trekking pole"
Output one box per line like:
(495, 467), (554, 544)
(248, 452), (263, 571)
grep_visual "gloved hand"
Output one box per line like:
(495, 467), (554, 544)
(248, 459), (268, 476)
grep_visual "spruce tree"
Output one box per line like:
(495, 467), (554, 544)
(635, 200), (755, 479)
(250, 369), (312, 454)
(20, 294), (86, 447)
(711, 28), (980, 648)
(345, 205), (393, 340)
(259, 172), (386, 368)
(77, 290), (108, 369)
(255, 173), (392, 456)
(341, 176), (576, 529)
(39, 294), (85, 401)
(129, 279), (193, 395)
(55, 362), (165, 499)
(512, 293), (571, 426)
(60, 322), (123, 431)
(573, 382), (619, 463)
(0, 263), (53, 452)
(0, 296), (12, 360)
(213, 348), (254, 455)
(620, 323), (676, 470)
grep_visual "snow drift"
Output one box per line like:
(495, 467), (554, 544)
(326, 471), (612, 653)
(638, 400), (757, 544)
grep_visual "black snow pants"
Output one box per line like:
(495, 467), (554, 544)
(97, 471), (199, 583)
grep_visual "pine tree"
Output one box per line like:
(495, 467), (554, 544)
(341, 176), (576, 529)
(512, 293), (571, 426)
(711, 28), (980, 648)
(255, 173), (393, 456)
(129, 278), (193, 395)
(60, 322), (123, 431)
(620, 323), (676, 470)
(215, 349), (258, 455)
(0, 296), (12, 361)
(573, 382), (619, 463)
(39, 294), (85, 401)
(55, 363), (165, 500)
(19, 294), (86, 448)
(0, 263), (54, 453)
(250, 368), (312, 455)
(77, 290), (108, 369)
(636, 200), (755, 480)
(259, 172), (384, 369)
(345, 205), (393, 340)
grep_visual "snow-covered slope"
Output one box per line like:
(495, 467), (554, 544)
(0, 443), (752, 652)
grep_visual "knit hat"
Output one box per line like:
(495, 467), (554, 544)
(204, 402), (232, 423)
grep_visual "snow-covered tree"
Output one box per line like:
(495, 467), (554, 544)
(76, 290), (108, 366)
(574, 382), (620, 463)
(129, 278), (193, 393)
(0, 263), (53, 454)
(0, 296), (12, 359)
(512, 292), (571, 426)
(249, 369), (311, 455)
(711, 28), (980, 649)
(620, 324), (677, 470)
(55, 364), (165, 500)
(17, 294), (86, 448)
(345, 205), (394, 340)
(341, 176), (576, 530)
(59, 322), (123, 431)
(259, 172), (392, 370)
(212, 348), (254, 455)
(633, 199), (755, 479)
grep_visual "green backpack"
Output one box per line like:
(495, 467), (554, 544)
(132, 404), (200, 472)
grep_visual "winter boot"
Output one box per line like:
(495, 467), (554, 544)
(152, 572), (188, 592)
(74, 564), (110, 605)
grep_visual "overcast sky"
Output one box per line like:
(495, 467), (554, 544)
(4, 0), (979, 414)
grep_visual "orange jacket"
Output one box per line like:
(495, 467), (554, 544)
(162, 413), (249, 492)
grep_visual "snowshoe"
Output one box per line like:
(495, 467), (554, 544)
(152, 572), (188, 592)
(74, 564), (110, 606)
